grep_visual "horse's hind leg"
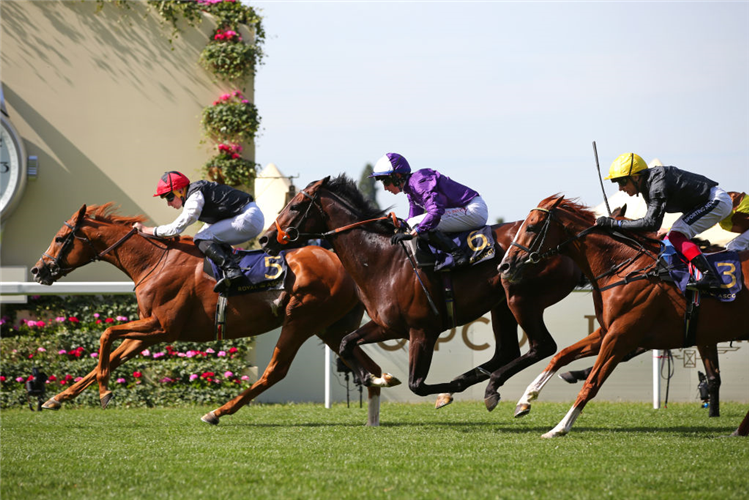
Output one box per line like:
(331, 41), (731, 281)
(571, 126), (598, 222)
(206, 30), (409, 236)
(339, 321), (397, 387)
(515, 327), (605, 418)
(697, 344), (720, 417)
(731, 410), (749, 437)
(96, 317), (167, 407)
(43, 339), (154, 410)
(436, 302), (519, 409)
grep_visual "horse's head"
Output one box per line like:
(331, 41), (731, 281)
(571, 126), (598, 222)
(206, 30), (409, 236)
(498, 195), (594, 283)
(260, 177), (331, 256)
(31, 205), (95, 285)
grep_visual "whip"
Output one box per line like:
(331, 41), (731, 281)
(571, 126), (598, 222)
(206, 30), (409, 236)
(593, 141), (612, 216)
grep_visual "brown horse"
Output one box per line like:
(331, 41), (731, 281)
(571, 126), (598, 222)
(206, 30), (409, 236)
(260, 175), (591, 403)
(30, 203), (398, 425)
(498, 195), (749, 437)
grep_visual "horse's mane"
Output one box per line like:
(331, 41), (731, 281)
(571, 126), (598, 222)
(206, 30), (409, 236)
(86, 202), (148, 226)
(322, 174), (394, 232)
(541, 194), (596, 225)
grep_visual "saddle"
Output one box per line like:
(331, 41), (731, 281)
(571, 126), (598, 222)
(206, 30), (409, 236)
(404, 226), (497, 271)
(204, 248), (288, 297)
(656, 242), (742, 303)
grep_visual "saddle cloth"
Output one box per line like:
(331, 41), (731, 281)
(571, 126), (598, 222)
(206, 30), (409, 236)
(205, 248), (288, 296)
(406, 226), (497, 271)
(659, 242), (742, 302)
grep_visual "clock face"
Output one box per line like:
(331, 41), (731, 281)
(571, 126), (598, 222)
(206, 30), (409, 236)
(0, 114), (27, 221)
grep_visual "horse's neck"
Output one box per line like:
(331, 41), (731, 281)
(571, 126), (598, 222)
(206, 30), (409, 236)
(98, 225), (185, 280)
(567, 232), (649, 285)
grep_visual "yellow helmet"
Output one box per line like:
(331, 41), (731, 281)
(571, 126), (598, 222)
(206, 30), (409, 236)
(605, 153), (648, 180)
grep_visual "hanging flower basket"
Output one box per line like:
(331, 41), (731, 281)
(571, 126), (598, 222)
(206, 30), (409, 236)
(201, 90), (260, 144)
(199, 29), (259, 82)
(203, 143), (257, 187)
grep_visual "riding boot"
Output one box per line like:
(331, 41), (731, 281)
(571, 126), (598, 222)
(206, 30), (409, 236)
(198, 241), (244, 293)
(427, 230), (468, 267)
(690, 253), (724, 291)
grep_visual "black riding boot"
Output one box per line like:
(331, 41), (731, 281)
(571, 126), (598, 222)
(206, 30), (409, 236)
(690, 253), (724, 291)
(427, 230), (468, 267)
(198, 241), (244, 293)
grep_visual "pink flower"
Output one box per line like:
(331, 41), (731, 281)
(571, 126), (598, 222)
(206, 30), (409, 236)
(74, 377), (83, 382)
(241, 99), (249, 104)
(105, 318), (114, 324)
(0, 376), (5, 382)
(96, 320), (102, 324)
(58, 349), (67, 355)
(116, 316), (128, 322)
(133, 371), (142, 378)
(177, 352), (186, 358)
(94, 313), (100, 318)
(141, 349), (151, 357)
(90, 352), (98, 358)
(231, 153), (241, 159)
(55, 316), (66, 322)
(26, 320), (37, 328)
(37, 347), (46, 352)
(48, 375), (58, 382)
(241, 375), (250, 381)
(15, 377), (24, 383)
(224, 371), (233, 378)
(217, 351), (226, 357)
(189, 374), (199, 381)
(206, 348), (215, 354)
(68, 317), (79, 323)
(116, 378), (126, 384)
(160, 377), (173, 384)
(153, 352), (165, 359)
(186, 350), (196, 358)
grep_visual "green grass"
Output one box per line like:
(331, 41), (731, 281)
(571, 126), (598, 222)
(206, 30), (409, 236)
(1, 401), (747, 500)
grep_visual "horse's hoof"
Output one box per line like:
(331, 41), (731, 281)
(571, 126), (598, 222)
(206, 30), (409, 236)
(201, 411), (220, 426)
(541, 430), (567, 439)
(42, 398), (61, 410)
(558, 372), (579, 384)
(514, 403), (531, 418)
(100, 392), (114, 409)
(383, 373), (402, 388)
(484, 392), (501, 412)
(435, 393), (453, 409)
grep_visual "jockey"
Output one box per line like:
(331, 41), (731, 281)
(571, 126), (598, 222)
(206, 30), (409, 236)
(595, 153), (732, 291)
(720, 191), (749, 252)
(369, 152), (488, 267)
(133, 171), (265, 293)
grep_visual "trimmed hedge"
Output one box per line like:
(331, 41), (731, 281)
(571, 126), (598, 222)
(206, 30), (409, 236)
(0, 295), (254, 409)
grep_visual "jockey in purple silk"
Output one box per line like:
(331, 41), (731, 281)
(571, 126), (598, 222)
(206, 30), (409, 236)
(369, 153), (488, 267)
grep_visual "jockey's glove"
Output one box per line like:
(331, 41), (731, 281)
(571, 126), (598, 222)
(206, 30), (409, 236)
(391, 232), (415, 245)
(595, 216), (618, 229)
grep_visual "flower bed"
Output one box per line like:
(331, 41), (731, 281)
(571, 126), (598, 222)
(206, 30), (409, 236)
(0, 295), (254, 409)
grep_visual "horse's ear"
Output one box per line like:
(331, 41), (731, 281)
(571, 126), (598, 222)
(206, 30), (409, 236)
(322, 176), (331, 185)
(76, 205), (87, 224)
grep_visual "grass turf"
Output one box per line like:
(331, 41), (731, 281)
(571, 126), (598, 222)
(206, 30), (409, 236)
(1, 401), (747, 499)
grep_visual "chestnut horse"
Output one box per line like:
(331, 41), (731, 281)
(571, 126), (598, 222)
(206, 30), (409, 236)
(31, 203), (398, 425)
(498, 195), (749, 437)
(260, 175), (590, 404)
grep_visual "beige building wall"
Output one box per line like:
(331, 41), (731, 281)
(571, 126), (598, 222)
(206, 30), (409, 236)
(0, 0), (255, 282)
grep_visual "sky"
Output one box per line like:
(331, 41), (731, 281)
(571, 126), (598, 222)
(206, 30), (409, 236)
(249, 1), (749, 223)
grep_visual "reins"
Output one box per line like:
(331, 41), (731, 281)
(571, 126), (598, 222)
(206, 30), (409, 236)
(512, 201), (664, 292)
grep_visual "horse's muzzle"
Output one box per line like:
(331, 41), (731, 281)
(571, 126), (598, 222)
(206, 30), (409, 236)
(30, 264), (54, 286)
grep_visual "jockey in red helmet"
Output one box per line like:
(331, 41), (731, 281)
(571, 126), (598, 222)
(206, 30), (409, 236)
(133, 171), (265, 293)
(368, 153), (488, 267)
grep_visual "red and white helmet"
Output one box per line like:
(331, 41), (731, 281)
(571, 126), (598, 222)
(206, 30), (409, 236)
(153, 171), (190, 197)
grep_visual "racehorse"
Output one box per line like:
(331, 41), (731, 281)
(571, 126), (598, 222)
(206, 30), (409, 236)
(31, 203), (398, 425)
(497, 194), (749, 437)
(260, 175), (593, 404)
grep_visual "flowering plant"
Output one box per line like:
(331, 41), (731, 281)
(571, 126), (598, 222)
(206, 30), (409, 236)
(203, 143), (257, 186)
(199, 29), (260, 82)
(201, 90), (260, 144)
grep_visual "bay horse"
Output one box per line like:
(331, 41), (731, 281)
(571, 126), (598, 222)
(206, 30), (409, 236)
(30, 203), (399, 425)
(260, 175), (589, 403)
(497, 194), (749, 437)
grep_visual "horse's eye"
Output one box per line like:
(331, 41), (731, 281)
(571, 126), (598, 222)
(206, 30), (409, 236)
(55, 236), (65, 243)
(526, 224), (539, 233)
(290, 204), (301, 211)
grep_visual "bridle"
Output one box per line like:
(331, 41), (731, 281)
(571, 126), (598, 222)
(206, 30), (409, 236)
(274, 187), (400, 245)
(510, 199), (662, 291)
(39, 218), (137, 279)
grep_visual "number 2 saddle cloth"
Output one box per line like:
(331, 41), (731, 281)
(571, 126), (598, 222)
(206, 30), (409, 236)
(406, 226), (497, 271)
(658, 241), (743, 302)
(205, 248), (288, 296)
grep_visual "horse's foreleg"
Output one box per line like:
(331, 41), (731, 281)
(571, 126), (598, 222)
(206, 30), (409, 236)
(436, 303), (519, 409)
(542, 331), (630, 438)
(516, 327), (606, 418)
(484, 306), (557, 412)
(697, 344), (721, 417)
(731, 410), (749, 437)
(96, 317), (166, 407)
(44, 339), (152, 409)
(339, 321), (395, 387)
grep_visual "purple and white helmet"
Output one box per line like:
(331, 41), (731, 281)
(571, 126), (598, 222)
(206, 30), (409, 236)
(369, 153), (411, 178)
